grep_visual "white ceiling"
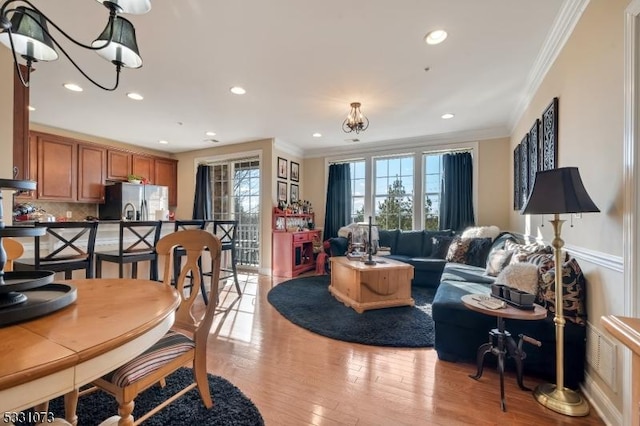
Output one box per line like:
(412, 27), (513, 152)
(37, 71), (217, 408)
(21, 0), (572, 156)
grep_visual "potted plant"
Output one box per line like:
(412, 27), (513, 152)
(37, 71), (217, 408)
(127, 174), (144, 184)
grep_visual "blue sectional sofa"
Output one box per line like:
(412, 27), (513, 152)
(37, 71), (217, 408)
(328, 230), (587, 388)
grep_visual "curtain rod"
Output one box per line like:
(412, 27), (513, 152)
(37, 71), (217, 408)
(423, 147), (472, 155)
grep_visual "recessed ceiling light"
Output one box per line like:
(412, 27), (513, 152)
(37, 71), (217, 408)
(158, 140), (169, 144)
(425, 29), (448, 45)
(230, 86), (246, 95)
(312, 133), (322, 138)
(441, 113), (455, 119)
(127, 92), (144, 100)
(27, 105), (35, 111)
(63, 83), (83, 92)
(205, 131), (216, 137)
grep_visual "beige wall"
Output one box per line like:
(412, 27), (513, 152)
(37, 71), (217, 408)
(174, 139), (275, 274)
(508, 0), (626, 413)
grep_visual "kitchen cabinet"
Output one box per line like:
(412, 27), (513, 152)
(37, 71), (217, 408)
(12, 65), (29, 181)
(107, 150), (132, 181)
(132, 154), (155, 182)
(36, 133), (77, 201)
(78, 144), (106, 203)
(154, 158), (178, 207)
(15, 134), (37, 200)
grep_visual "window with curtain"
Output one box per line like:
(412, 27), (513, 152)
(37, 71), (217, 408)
(338, 149), (472, 231)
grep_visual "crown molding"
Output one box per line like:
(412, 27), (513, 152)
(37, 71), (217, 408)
(274, 138), (305, 158)
(303, 126), (509, 159)
(509, 0), (590, 133)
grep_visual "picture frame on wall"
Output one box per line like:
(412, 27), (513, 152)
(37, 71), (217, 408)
(528, 119), (540, 191)
(277, 181), (287, 201)
(519, 134), (529, 208)
(290, 183), (299, 203)
(277, 157), (288, 179)
(290, 161), (300, 182)
(513, 145), (520, 210)
(542, 97), (559, 170)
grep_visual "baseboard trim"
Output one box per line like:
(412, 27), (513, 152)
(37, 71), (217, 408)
(581, 370), (622, 426)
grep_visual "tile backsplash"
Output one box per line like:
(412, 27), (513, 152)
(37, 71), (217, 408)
(14, 201), (98, 222)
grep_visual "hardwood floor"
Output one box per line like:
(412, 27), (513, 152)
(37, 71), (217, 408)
(201, 273), (605, 425)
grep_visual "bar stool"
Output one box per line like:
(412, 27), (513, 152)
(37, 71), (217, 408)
(95, 221), (162, 280)
(2, 237), (24, 271)
(13, 221), (99, 279)
(205, 220), (241, 296)
(172, 219), (206, 296)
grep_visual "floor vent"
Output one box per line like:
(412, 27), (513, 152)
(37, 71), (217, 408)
(586, 323), (616, 391)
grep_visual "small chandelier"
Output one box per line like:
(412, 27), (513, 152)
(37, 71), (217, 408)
(342, 102), (369, 134)
(0, 0), (150, 91)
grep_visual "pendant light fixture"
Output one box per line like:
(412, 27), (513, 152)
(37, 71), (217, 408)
(342, 102), (369, 134)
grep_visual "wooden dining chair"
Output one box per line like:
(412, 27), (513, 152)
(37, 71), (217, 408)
(2, 237), (24, 272)
(66, 229), (222, 426)
(171, 219), (206, 297)
(13, 221), (99, 278)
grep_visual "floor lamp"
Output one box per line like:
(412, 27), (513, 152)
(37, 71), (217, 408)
(521, 167), (599, 417)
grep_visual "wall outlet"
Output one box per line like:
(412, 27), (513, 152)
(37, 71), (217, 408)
(66, 211), (72, 219)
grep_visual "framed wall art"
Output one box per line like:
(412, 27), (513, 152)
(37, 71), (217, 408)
(277, 181), (287, 202)
(513, 145), (520, 210)
(541, 97), (559, 170)
(290, 161), (300, 182)
(519, 134), (529, 207)
(290, 183), (299, 203)
(528, 119), (540, 192)
(277, 157), (288, 179)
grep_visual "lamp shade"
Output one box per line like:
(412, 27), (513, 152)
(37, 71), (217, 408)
(0, 6), (58, 62)
(522, 167), (600, 215)
(96, 0), (152, 15)
(91, 16), (142, 68)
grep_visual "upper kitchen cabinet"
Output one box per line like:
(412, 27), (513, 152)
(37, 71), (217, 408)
(35, 133), (77, 201)
(132, 155), (155, 183)
(13, 66), (29, 181)
(154, 158), (178, 207)
(78, 144), (106, 203)
(107, 150), (132, 181)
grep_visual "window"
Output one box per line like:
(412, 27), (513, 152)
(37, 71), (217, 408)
(374, 156), (414, 230)
(350, 161), (365, 223)
(335, 148), (471, 231)
(424, 153), (443, 230)
(210, 158), (261, 267)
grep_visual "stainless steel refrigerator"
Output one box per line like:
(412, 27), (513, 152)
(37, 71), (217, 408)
(99, 182), (169, 220)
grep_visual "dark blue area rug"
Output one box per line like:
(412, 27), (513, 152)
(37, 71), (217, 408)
(16, 368), (263, 426)
(267, 275), (435, 348)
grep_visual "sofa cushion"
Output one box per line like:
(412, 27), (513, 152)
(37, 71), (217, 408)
(445, 236), (471, 263)
(378, 229), (400, 252)
(432, 280), (492, 323)
(465, 238), (493, 267)
(485, 249), (514, 276)
(395, 230), (425, 257)
(460, 225), (501, 240)
(384, 254), (413, 263)
(539, 256), (587, 325)
(495, 263), (539, 295)
(441, 263), (495, 284)
(430, 235), (455, 259)
(405, 257), (447, 272)
(422, 230), (454, 256)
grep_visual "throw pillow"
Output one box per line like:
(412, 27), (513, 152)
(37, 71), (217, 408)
(445, 236), (472, 264)
(461, 225), (501, 240)
(539, 256), (587, 325)
(430, 235), (454, 259)
(495, 263), (539, 295)
(505, 240), (552, 264)
(465, 238), (493, 267)
(485, 249), (513, 276)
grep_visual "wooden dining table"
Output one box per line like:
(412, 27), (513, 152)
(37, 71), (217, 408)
(0, 278), (180, 418)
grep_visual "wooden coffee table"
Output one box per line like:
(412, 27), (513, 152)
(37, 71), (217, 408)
(329, 256), (414, 313)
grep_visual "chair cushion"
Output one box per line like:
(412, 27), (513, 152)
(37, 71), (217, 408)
(104, 330), (195, 387)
